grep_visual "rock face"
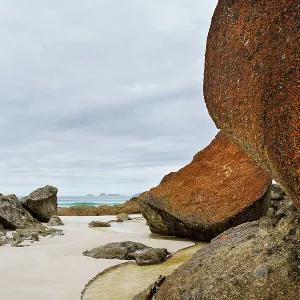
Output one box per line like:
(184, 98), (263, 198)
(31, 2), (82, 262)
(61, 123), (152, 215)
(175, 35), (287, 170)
(83, 241), (170, 266)
(140, 133), (272, 241)
(204, 0), (300, 208)
(21, 185), (58, 222)
(58, 196), (140, 216)
(48, 215), (64, 226)
(0, 194), (40, 229)
(88, 221), (111, 228)
(155, 202), (300, 300)
(0, 223), (6, 237)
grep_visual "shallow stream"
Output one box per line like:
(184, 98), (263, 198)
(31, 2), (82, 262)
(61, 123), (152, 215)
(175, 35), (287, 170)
(81, 242), (205, 300)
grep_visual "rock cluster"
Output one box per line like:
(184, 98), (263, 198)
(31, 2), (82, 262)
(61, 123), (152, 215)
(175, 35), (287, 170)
(140, 133), (271, 241)
(155, 197), (299, 300)
(204, 0), (299, 208)
(83, 241), (170, 266)
(0, 186), (63, 247)
(58, 196), (140, 216)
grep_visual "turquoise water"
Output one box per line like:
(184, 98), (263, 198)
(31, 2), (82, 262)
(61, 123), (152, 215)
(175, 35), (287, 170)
(58, 195), (130, 208)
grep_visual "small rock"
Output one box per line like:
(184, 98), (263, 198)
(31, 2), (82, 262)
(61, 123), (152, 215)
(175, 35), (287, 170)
(117, 213), (132, 222)
(83, 241), (170, 265)
(48, 215), (64, 226)
(88, 221), (111, 228)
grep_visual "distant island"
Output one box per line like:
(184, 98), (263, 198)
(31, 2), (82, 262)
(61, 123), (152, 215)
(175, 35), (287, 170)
(86, 194), (95, 197)
(98, 193), (125, 197)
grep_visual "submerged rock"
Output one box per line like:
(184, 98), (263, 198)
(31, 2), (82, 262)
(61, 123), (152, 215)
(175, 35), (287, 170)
(155, 202), (300, 300)
(140, 133), (271, 241)
(21, 185), (58, 222)
(83, 241), (170, 266)
(0, 194), (40, 230)
(48, 215), (64, 226)
(88, 221), (111, 228)
(204, 0), (300, 208)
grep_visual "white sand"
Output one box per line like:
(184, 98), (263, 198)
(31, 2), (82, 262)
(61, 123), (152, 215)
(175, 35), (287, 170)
(0, 215), (194, 300)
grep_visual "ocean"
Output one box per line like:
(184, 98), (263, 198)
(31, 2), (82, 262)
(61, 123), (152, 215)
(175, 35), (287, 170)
(58, 195), (130, 208)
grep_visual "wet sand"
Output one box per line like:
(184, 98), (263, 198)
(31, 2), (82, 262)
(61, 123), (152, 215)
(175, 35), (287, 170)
(0, 215), (195, 300)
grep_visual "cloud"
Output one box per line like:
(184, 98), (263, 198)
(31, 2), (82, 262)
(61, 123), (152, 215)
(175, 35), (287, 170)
(0, 0), (218, 196)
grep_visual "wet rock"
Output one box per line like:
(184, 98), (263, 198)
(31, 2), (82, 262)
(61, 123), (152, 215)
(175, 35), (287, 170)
(0, 194), (40, 230)
(21, 185), (58, 222)
(140, 133), (271, 241)
(48, 215), (64, 226)
(133, 275), (166, 300)
(134, 248), (170, 266)
(155, 208), (300, 300)
(88, 221), (111, 228)
(117, 213), (131, 222)
(58, 196), (140, 216)
(83, 241), (170, 265)
(204, 0), (300, 208)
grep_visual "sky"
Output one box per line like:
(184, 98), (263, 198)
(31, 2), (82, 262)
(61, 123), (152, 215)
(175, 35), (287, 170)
(0, 0), (218, 196)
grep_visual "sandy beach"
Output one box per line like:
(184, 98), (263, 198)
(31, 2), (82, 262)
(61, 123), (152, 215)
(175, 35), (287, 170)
(0, 215), (194, 300)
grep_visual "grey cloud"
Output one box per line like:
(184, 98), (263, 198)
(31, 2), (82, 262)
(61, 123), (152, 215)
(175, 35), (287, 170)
(0, 0), (218, 195)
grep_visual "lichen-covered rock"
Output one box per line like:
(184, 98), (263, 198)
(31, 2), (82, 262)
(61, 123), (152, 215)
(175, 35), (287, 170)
(48, 215), (64, 226)
(0, 194), (40, 230)
(88, 221), (111, 228)
(83, 241), (170, 265)
(204, 0), (299, 208)
(140, 133), (271, 241)
(21, 185), (58, 222)
(155, 204), (300, 300)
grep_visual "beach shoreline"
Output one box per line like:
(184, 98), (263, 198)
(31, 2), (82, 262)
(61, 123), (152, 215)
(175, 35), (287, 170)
(0, 214), (195, 300)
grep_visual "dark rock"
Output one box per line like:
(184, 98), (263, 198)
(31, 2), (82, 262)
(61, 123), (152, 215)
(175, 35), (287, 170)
(133, 275), (166, 300)
(155, 209), (300, 300)
(160, 172), (176, 184)
(271, 184), (286, 201)
(83, 241), (170, 265)
(0, 194), (40, 230)
(134, 248), (170, 266)
(21, 185), (58, 222)
(140, 133), (271, 241)
(204, 0), (300, 208)
(48, 215), (64, 226)
(88, 221), (111, 228)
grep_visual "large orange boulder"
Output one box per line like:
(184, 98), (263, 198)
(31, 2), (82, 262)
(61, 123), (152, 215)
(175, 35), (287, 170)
(204, 0), (299, 208)
(140, 133), (271, 241)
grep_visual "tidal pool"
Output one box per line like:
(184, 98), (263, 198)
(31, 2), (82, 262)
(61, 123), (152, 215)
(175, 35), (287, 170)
(81, 243), (205, 300)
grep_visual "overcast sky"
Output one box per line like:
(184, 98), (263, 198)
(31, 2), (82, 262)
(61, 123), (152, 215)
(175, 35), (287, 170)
(0, 1), (218, 196)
